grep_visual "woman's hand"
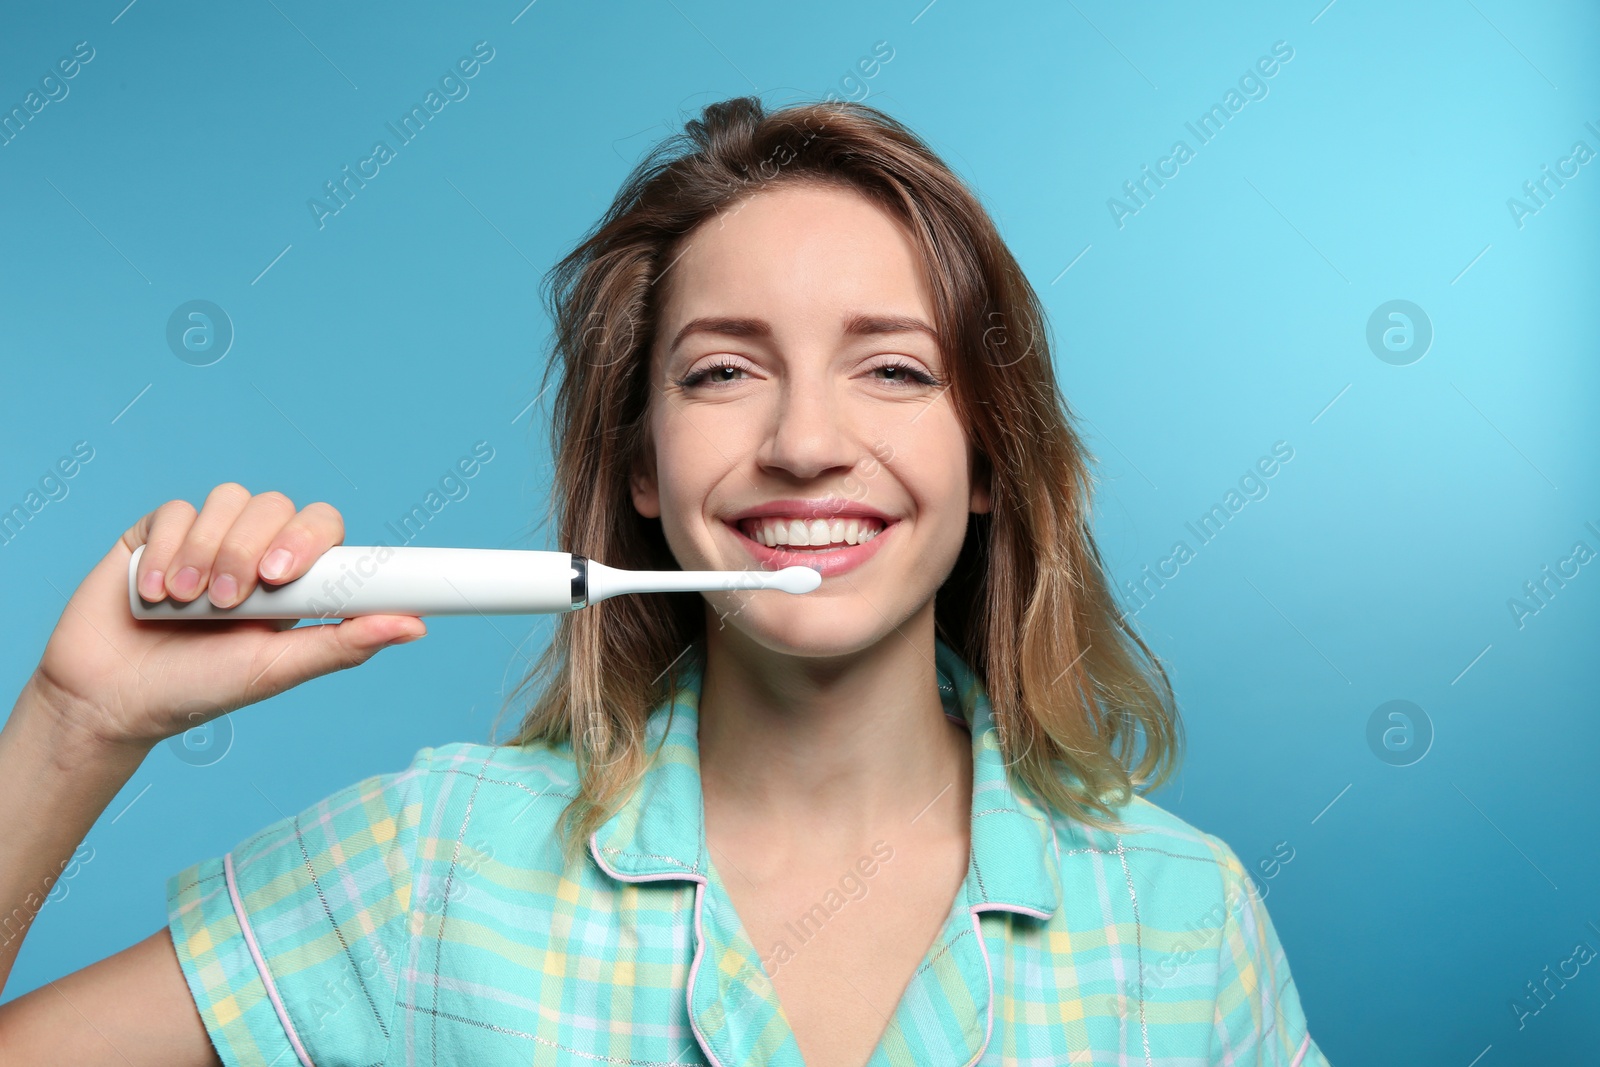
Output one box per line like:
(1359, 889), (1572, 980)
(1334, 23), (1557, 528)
(24, 483), (427, 753)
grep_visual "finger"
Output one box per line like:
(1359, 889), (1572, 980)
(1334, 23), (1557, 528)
(240, 614), (426, 702)
(124, 499), (199, 603)
(255, 501), (347, 586)
(165, 483), (252, 602)
(208, 491), (297, 609)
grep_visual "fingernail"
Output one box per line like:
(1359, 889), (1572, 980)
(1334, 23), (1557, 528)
(139, 569), (165, 600)
(261, 548), (292, 581)
(210, 573), (238, 608)
(173, 566), (201, 598)
(387, 632), (423, 646)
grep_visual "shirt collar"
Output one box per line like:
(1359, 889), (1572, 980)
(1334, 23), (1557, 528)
(589, 636), (1062, 918)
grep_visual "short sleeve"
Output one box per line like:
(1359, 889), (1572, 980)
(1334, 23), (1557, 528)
(165, 746), (433, 1067)
(1205, 835), (1334, 1066)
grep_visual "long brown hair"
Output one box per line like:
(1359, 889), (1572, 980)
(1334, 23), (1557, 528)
(497, 95), (1182, 871)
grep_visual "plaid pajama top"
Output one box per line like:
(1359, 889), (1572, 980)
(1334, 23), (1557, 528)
(167, 636), (1333, 1066)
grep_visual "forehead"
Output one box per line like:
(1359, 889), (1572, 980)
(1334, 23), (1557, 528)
(654, 181), (935, 343)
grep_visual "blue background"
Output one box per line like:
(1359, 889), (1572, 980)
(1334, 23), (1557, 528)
(2, 1), (1597, 1063)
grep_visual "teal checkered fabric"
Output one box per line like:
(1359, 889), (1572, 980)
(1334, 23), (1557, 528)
(167, 636), (1332, 1065)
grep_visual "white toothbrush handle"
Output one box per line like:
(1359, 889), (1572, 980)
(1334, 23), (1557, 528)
(127, 544), (581, 620)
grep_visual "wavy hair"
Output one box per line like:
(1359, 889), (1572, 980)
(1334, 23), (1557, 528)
(496, 95), (1182, 871)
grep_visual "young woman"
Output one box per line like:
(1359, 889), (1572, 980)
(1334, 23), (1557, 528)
(0, 97), (1331, 1065)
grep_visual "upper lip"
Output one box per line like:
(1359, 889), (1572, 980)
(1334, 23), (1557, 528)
(727, 498), (896, 525)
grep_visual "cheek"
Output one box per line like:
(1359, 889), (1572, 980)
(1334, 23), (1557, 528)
(893, 423), (970, 506)
(652, 413), (727, 524)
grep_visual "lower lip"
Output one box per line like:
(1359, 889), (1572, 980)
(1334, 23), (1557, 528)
(726, 519), (896, 578)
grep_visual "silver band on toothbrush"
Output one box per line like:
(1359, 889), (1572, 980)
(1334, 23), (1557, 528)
(570, 554), (588, 610)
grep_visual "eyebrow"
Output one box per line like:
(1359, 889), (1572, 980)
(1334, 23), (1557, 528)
(667, 313), (937, 357)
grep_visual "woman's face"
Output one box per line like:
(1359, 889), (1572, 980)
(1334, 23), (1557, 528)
(633, 180), (989, 658)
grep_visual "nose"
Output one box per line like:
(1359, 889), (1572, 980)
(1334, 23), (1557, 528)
(755, 369), (861, 482)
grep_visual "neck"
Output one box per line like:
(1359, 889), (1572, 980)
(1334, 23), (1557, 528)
(695, 606), (973, 854)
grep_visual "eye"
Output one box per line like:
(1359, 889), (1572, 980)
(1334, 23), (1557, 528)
(673, 355), (942, 391)
(673, 357), (755, 390)
(868, 357), (942, 388)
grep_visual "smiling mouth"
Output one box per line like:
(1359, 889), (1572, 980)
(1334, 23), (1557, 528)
(732, 515), (889, 549)
(721, 515), (898, 579)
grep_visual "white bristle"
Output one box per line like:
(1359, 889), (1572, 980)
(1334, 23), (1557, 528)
(771, 565), (823, 593)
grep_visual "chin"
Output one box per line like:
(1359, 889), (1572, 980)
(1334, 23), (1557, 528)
(708, 602), (907, 661)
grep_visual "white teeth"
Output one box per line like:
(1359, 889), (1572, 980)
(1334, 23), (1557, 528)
(742, 516), (886, 547)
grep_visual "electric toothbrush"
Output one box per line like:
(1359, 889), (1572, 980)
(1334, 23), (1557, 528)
(126, 544), (822, 621)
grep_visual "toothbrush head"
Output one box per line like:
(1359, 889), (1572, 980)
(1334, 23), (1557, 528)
(771, 564), (823, 594)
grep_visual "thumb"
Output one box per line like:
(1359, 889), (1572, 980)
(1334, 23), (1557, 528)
(244, 614), (426, 698)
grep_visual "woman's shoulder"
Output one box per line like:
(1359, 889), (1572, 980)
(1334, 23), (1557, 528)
(402, 738), (585, 861)
(1043, 791), (1327, 1061)
(409, 736), (582, 804)
(419, 737), (581, 786)
(1044, 789), (1270, 937)
(163, 736), (591, 1067)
